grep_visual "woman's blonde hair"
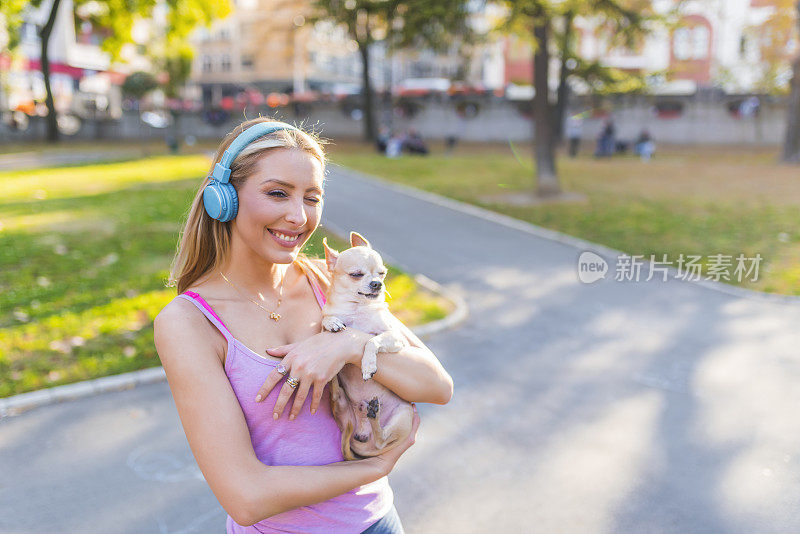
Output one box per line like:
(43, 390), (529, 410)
(168, 117), (330, 294)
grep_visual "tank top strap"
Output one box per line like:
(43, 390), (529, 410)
(306, 274), (327, 308)
(295, 260), (327, 308)
(176, 291), (234, 342)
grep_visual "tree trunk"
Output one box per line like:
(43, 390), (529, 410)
(358, 39), (377, 143)
(533, 16), (560, 197)
(784, 59), (800, 162)
(554, 11), (574, 143)
(782, 2), (800, 163)
(39, 0), (62, 143)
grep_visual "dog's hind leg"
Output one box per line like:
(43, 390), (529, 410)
(329, 377), (358, 460)
(341, 420), (357, 461)
(365, 398), (414, 451)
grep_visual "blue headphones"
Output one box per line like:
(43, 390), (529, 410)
(203, 121), (298, 222)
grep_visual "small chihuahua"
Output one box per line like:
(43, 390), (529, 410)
(322, 232), (414, 460)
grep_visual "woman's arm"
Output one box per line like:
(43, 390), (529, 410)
(262, 320), (453, 417)
(154, 299), (415, 527)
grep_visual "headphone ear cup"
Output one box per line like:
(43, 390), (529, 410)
(203, 180), (239, 222)
(225, 183), (239, 220)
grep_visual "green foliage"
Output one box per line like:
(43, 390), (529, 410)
(570, 57), (648, 94)
(3, 0), (230, 99)
(310, 0), (474, 52)
(159, 47), (194, 99)
(744, 0), (799, 94)
(68, 0), (230, 62)
(0, 0), (35, 49)
(121, 71), (158, 99)
(496, 0), (666, 96)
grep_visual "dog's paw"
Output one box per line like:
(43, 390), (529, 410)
(322, 316), (346, 333)
(382, 333), (406, 353)
(362, 361), (378, 381)
(366, 397), (380, 419)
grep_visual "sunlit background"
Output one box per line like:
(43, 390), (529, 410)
(2, 1), (800, 532)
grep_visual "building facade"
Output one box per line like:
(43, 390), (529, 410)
(190, 0), (372, 105)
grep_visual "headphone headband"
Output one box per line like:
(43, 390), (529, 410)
(211, 121), (298, 183)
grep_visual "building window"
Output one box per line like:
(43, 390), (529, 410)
(221, 54), (231, 72)
(691, 26), (709, 59)
(202, 55), (213, 73)
(674, 24), (709, 60)
(21, 22), (39, 41)
(241, 55), (254, 69)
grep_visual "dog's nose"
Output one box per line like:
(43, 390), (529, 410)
(369, 281), (382, 291)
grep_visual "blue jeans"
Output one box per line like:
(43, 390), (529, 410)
(361, 505), (405, 534)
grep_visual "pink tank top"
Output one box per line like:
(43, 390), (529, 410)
(175, 272), (392, 533)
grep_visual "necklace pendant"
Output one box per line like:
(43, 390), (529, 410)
(270, 312), (281, 322)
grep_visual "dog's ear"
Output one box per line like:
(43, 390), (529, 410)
(322, 238), (339, 272)
(350, 231), (371, 248)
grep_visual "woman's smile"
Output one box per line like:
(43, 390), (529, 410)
(267, 228), (304, 248)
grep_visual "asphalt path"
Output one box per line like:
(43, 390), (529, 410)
(2, 164), (800, 533)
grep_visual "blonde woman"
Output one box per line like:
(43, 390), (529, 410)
(153, 118), (453, 533)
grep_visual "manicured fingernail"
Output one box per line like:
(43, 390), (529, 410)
(289, 414), (295, 421)
(310, 408), (316, 414)
(273, 413), (279, 420)
(255, 395), (262, 402)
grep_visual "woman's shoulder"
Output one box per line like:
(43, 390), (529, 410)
(156, 281), (225, 333)
(154, 295), (227, 366)
(154, 294), (205, 337)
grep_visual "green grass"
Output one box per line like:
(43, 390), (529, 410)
(0, 154), (450, 397)
(329, 140), (800, 295)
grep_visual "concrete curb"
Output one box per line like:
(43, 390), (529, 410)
(0, 274), (467, 419)
(331, 163), (800, 307)
(0, 367), (166, 419)
(409, 274), (469, 338)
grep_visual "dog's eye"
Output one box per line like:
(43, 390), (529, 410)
(378, 271), (386, 277)
(349, 272), (364, 278)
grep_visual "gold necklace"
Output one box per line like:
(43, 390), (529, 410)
(219, 271), (284, 322)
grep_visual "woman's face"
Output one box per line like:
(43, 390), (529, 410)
(231, 148), (324, 264)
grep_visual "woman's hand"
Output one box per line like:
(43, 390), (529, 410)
(254, 329), (371, 420)
(369, 405), (421, 477)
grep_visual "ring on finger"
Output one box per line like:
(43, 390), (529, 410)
(276, 363), (288, 376)
(286, 376), (300, 389)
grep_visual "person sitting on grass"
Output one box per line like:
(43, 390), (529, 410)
(154, 117), (453, 533)
(634, 129), (655, 162)
(402, 128), (429, 156)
